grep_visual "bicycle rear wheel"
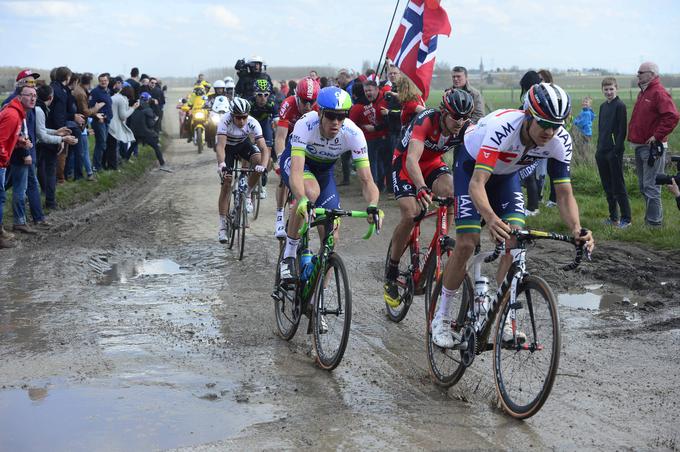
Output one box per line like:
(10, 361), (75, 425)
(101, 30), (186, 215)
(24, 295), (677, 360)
(493, 275), (560, 419)
(238, 193), (247, 260)
(425, 270), (473, 387)
(273, 240), (301, 340)
(313, 253), (351, 371)
(383, 240), (414, 323)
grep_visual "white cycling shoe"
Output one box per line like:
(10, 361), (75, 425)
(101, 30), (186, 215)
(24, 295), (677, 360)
(218, 228), (228, 244)
(275, 220), (286, 239)
(246, 198), (254, 213)
(259, 187), (267, 199)
(431, 314), (455, 348)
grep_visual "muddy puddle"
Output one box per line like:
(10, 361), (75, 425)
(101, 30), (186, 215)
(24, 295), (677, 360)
(0, 380), (276, 452)
(98, 258), (186, 285)
(558, 286), (643, 322)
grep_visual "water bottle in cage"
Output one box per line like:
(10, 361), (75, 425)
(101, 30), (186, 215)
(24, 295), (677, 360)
(474, 276), (491, 328)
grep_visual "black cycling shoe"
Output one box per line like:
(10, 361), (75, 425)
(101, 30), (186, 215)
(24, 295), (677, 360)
(279, 256), (298, 282)
(441, 235), (456, 250)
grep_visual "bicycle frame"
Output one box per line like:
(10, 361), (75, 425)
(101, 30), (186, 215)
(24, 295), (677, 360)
(410, 204), (449, 294)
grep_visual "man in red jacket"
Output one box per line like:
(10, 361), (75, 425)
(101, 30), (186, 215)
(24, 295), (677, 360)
(0, 85), (35, 248)
(350, 80), (390, 191)
(628, 61), (680, 226)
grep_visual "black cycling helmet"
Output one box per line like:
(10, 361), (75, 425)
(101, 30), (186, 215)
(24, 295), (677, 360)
(441, 88), (474, 118)
(230, 97), (251, 116)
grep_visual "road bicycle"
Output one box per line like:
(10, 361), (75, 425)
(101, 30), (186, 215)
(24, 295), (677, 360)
(271, 204), (382, 370)
(425, 228), (588, 419)
(221, 163), (258, 261)
(383, 196), (454, 322)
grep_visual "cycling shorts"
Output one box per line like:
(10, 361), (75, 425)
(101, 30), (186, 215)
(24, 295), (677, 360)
(225, 140), (260, 172)
(453, 145), (525, 234)
(278, 143), (340, 210)
(391, 151), (450, 200)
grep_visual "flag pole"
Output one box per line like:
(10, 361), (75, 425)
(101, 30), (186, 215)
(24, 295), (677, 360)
(375, 0), (402, 79)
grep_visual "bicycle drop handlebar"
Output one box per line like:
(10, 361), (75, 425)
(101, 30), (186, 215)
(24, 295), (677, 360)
(298, 205), (383, 240)
(483, 228), (591, 271)
(413, 196), (454, 223)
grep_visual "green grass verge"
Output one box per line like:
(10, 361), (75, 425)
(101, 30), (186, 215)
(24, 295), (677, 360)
(2, 136), (163, 222)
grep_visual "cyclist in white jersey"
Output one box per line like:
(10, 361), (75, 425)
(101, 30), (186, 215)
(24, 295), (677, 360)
(278, 86), (380, 281)
(215, 97), (270, 243)
(432, 83), (595, 349)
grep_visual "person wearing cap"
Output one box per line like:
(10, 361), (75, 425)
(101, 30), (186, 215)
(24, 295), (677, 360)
(0, 85), (36, 246)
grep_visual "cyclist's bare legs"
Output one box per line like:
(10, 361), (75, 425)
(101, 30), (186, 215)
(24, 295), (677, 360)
(247, 154), (262, 191)
(442, 232), (479, 292)
(285, 178), (320, 240)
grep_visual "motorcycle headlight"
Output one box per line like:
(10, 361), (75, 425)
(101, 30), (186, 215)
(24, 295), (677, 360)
(195, 111), (205, 120)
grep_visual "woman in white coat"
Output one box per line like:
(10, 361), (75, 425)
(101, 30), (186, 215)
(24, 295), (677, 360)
(108, 84), (138, 167)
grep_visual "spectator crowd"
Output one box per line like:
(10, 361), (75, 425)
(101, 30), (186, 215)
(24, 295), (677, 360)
(0, 67), (168, 248)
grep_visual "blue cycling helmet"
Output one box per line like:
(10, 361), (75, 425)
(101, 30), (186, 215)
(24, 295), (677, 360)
(316, 87), (352, 112)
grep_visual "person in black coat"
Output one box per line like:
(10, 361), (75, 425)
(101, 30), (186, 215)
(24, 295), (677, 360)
(127, 93), (167, 169)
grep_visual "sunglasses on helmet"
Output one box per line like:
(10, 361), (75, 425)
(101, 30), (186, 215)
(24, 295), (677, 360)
(323, 111), (348, 122)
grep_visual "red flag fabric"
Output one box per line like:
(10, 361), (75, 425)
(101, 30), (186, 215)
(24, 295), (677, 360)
(386, 0), (451, 100)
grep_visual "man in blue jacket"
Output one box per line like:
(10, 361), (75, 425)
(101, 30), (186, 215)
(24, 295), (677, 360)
(89, 72), (113, 172)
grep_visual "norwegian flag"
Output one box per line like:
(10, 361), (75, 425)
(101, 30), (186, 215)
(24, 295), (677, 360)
(386, 0), (451, 100)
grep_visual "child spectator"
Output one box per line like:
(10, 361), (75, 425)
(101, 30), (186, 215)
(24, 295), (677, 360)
(572, 96), (596, 164)
(596, 77), (631, 228)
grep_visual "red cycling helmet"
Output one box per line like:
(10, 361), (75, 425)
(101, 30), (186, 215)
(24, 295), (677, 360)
(295, 77), (320, 102)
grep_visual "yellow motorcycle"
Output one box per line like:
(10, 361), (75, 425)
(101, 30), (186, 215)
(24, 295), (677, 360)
(191, 105), (208, 154)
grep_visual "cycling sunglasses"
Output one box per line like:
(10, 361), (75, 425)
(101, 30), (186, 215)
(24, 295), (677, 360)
(233, 114), (248, 120)
(324, 111), (348, 122)
(256, 92), (269, 97)
(297, 97), (315, 105)
(535, 118), (562, 130)
(446, 111), (469, 121)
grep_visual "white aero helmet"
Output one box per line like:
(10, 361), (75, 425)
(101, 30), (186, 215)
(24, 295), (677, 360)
(213, 80), (226, 89)
(212, 95), (230, 114)
(230, 97), (251, 116)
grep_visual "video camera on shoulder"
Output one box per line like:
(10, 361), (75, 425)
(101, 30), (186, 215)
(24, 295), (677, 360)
(235, 58), (248, 74)
(655, 155), (680, 185)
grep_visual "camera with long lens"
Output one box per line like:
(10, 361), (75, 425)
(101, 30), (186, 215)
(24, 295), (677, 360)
(655, 155), (680, 185)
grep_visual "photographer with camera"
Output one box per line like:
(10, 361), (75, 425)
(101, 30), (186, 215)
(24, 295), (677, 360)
(234, 56), (272, 100)
(628, 62), (679, 227)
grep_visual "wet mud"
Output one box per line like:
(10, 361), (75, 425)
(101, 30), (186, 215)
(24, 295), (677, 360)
(1, 106), (679, 450)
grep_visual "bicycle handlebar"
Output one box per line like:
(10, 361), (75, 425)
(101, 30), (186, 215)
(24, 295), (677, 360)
(298, 205), (383, 240)
(484, 228), (591, 270)
(413, 196), (454, 223)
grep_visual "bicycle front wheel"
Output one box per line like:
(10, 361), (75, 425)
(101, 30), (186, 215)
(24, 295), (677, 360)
(313, 253), (351, 371)
(252, 178), (262, 221)
(383, 240), (413, 323)
(493, 275), (560, 419)
(273, 240), (300, 340)
(425, 272), (473, 387)
(238, 193), (247, 260)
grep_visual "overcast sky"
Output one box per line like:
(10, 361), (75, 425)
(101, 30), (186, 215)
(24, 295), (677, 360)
(1, 0), (679, 78)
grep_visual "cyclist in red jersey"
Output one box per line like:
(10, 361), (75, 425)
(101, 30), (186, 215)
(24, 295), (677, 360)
(384, 89), (474, 307)
(273, 77), (320, 238)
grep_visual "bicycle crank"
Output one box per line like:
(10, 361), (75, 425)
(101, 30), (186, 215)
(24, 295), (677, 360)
(460, 325), (476, 367)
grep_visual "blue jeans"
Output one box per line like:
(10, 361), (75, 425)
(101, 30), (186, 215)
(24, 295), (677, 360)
(11, 162), (45, 225)
(80, 132), (93, 176)
(92, 121), (108, 171)
(367, 137), (389, 191)
(0, 167), (6, 226)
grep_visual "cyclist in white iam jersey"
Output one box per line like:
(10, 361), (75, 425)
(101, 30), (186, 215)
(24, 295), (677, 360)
(432, 83), (595, 349)
(278, 86), (380, 282)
